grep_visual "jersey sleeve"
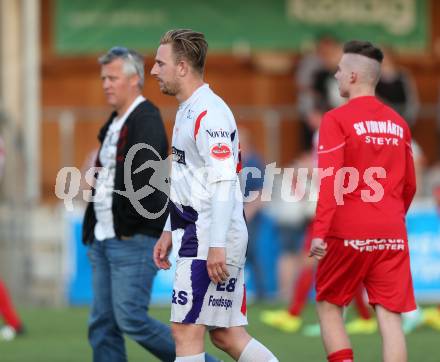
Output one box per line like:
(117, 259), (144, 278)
(194, 110), (237, 184)
(312, 112), (346, 239)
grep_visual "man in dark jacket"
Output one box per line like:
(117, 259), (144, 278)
(82, 46), (179, 362)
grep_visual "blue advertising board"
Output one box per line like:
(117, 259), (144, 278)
(65, 201), (440, 305)
(407, 202), (440, 302)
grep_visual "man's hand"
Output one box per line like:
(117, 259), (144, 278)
(309, 238), (327, 260)
(153, 231), (172, 269)
(207, 247), (230, 284)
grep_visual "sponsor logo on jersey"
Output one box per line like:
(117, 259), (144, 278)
(208, 295), (233, 310)
(206, 128), (230, 138)
(210, 143), (231, 160)
(353, 120), (403, 146)
(172, 146), (186, 165)
(353, 120), (404, 138)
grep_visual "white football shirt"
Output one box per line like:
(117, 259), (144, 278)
(169, 84), (247, 267)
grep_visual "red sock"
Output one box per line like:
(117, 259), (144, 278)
(288, 266), (314, 316)
(327, 348), (354, 362)
(0, 279), (22, 329)
(353, 287), (371, 320)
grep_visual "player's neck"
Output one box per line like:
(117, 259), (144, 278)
(176, 78), (205, 104)
(348, 86), (375, 101)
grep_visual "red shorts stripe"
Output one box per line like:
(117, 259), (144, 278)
(240, 284), (247, 316)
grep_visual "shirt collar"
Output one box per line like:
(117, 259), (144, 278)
(348, 95), (378, 105)
(179, 84), (210, 109)
(114, 95), (145, 124)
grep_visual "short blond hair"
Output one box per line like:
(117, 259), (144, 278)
(160, 29), (208, 74)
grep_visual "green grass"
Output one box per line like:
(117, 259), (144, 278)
(0, 303), (438, 361)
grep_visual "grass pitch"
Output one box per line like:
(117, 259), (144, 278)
(0, 303), (438, 361)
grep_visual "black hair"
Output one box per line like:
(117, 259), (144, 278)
(343, 40), (384, 63)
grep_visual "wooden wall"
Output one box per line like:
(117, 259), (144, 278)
(41, 0), (440, 201)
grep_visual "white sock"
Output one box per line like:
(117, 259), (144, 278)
(175, 352), (205, 362)
(238, 338), (279, 362)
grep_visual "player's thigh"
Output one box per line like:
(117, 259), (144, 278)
(171, 322), (206, 345)
(171, 259), (211, 324)
(315, 238), (368, 306)
(375, 304), (403, 334)
(171, 259), (248, 328)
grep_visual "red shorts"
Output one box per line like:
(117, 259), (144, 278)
(315, 237), (416, 313)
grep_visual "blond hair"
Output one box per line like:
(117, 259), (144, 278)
(160, 29), (208, 74)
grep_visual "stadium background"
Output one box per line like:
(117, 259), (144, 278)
(0, 0), (440, 361)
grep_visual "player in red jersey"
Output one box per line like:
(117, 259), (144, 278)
(261, 102), (377, 336)
(310, 41), (416, 362)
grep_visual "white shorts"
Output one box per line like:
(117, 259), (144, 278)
(171, 259), (248, 328)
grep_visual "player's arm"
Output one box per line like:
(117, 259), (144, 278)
(403, 132), (417, 213)
(207, 180), (234, 283)
(310, 113), (346, 259)
(194, 111), (236, 282)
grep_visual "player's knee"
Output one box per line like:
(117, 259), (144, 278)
(209, 329), (230, 351)
(210, 327), (249, 353)
(172, 323), (204, 347)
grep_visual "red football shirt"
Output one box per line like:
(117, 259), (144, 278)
(312, 96), (416, 240)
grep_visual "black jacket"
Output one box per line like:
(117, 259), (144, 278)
(82, 100), (169, 244)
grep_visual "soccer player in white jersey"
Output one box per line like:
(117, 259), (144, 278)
(151, 29), (279, 362)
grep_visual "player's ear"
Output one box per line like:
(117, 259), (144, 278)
(177, 60), (189, 77)
(350, 71), (357, 84)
